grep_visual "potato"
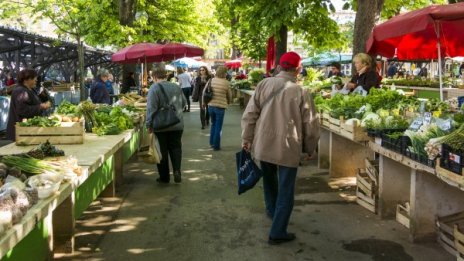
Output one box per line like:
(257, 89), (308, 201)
(72, 117), (79, 122)
(62, 116), (71, 122)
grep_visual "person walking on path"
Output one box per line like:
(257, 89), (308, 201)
(241, 51), (320, 245)
(146, 63), (187, 184)
(192, 66), (211, 129)
(177, 67), (192, 112)
(204, 66), (230, 151)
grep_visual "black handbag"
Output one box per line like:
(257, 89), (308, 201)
(203, 79), (213, 104)
(152, 83), (180, 131)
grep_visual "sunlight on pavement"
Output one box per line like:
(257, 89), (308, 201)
(127, 248), (165, 254)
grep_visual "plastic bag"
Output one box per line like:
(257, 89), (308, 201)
(138, 133), (161, 164)
(236, 149), (262, 195)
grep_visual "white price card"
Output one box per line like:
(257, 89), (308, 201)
(423, 112), (432, 125)
(409, 119), (423, 131)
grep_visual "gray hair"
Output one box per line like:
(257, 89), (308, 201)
(153, 63), (167, 79)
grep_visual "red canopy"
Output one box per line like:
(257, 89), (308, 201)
(225, 59), (242, 69)
(112, 43), (162, 64)
(366, 2), (464, 60)
(112, 42), (204, 64)
(145, 43), (204, 62)
(266, 36), (275, 75)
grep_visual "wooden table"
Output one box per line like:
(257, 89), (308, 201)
(319, 126), (464, 242)
(0, 127), (143, 261)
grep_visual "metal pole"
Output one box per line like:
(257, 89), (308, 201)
(434, 21), (444, 101)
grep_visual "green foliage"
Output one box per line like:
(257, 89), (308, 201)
(231, 80), (252, 90)
(381, 0), (446, 19)
(216, 0), (342, 60)
(248, 69), (265, 85)
(2, 0), (222, 50)
(56, 101), (79, 115)
(19, 116), (61, 127)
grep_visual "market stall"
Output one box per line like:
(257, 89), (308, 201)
(0, 97), (147, 260)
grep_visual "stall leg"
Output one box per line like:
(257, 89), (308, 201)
(378, 156), (410, 218)
(410, 170), (464, 242)
(52, 192), (75, 254)
(329, 133), (371, 178)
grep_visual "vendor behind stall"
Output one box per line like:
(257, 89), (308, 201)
(6, 69), (51, 141)
(346, 53), (380, 95)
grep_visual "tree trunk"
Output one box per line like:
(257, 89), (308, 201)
(77, 36), (86, 101)
(275, 25), (288, 67)
(231, 16), (239, 59)
(352, 0), (384, 73)
(119, 0), (137, 92)
(119, 0), (136, 26)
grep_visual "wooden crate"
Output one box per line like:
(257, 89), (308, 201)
(356, 168), (377, 213)
(52, 83), (78, 92)
(16, 121), (84, 146)
(340, 122), (369, 142)
(329, 116), (343, 133)
(454, 224), (464, 260)
(357, 169), (375, 197)
(396, 202), (410, 228)
(365, 158), (379, 185)
(435, 159), (464, 189)
(436, 211), (464, 257)
(321, 112), (331, 128)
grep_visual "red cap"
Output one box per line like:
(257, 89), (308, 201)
(279, 52), (301, 69)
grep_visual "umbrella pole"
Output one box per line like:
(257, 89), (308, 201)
(435, 21), (444, 101)
(438, 43), (444, 101)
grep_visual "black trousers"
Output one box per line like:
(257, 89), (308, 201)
(154, 130), (183, 182)
(199, 99), (210, 127)
(182, 87), (191, 110)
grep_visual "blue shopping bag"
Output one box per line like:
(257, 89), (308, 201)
(236, 149), (263, 195)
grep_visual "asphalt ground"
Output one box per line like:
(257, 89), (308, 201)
(55, 102), (453, 261)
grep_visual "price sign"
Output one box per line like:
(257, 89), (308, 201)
(438, 119), (452, 131)
(409, 119), (423, 131)
(423, 112), (432, 125)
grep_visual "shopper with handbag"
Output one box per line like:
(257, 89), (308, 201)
(192, 66), (212, 129)
(204, 66), (230, 151)
(146, 63), (187, 184)
(241, 52), (320, 245)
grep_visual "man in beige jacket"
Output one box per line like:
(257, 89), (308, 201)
(241, 52), (320, 245)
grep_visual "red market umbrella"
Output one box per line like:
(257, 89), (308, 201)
(225, 59), (242, 69)
(112, 42), (204, 64)
(111, 42), (163, 64)
(266, 36), (276, 75)
(366, 2), (464, 100)
(145, 43), (204, 62)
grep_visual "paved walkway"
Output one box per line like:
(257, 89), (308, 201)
(56, 103), (453, 261)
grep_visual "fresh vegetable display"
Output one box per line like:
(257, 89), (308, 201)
(91, 106), (135, 136)
(56, 100), (79, 115)
(27, 141), (65, 159)
(19, 116), (60, 127)
(1, 155), (61, 175)
(78, 100), (99, 129)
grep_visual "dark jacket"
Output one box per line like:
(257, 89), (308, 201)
(6, 85), (44, 141)
(90, 79), (111, 104)
(121, 76), (136, 94)
(146, 81), (187, 132)
(350, 70), (380, 93)
(192, 76), (212, 102)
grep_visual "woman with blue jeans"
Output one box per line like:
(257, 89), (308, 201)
(203, 66), (230, 150)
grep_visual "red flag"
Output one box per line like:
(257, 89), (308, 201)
(266, 36), (275, 76)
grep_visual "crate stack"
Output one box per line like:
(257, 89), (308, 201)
(356, 158), (379, 213)
(436, 211), (464, 259)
